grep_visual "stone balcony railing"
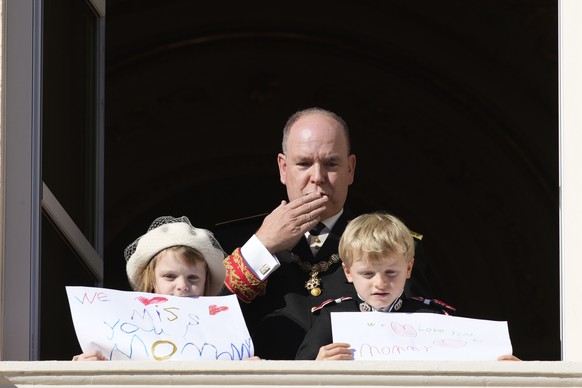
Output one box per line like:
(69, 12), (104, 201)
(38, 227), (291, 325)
(1, 360), (582, 387)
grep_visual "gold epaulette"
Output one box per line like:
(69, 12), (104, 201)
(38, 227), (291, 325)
(410, 231), (423, 240)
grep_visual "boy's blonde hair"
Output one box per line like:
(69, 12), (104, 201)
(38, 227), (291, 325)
(339, 212), (415, 266)
(134, 245), (210, 294)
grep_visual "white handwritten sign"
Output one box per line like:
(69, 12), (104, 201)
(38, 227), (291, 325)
(331, 312), (512, 361)
(66, 286), (253, 361)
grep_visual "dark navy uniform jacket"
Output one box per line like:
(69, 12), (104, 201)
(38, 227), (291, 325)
(214, 210), (433, 360)
(295, 296), (454, 360)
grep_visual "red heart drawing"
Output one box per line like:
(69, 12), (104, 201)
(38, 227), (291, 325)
(137, 296), (168, 306)
(391, 322), (417, 337)
(209, 304), (229, 315)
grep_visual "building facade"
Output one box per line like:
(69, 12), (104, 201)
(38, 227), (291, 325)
(1, 0), (582, 384)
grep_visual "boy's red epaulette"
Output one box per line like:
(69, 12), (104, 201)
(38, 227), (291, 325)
(411, 296), (456, 315)
(311, 296), (353, 313)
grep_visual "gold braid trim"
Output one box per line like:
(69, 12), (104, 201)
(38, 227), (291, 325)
(224, 248), (267, 303)
(410, 230), (423, 240)
(291, 253), (341, 274)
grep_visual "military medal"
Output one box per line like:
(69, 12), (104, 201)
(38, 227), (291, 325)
(291, 253), (340, 297)
(305, 271), (322, 296)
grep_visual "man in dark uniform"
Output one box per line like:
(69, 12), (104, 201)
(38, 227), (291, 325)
(215, 108), (432, 359)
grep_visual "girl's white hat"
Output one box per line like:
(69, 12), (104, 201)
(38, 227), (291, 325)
(124, 216), (226, 295)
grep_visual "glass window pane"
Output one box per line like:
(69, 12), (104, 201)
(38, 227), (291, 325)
(40, 212), (99, 361)
(42, 0), (98, 244)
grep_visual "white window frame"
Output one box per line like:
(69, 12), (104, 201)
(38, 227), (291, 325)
(559, 0), (582, 361)
(1, 0), (105, 360)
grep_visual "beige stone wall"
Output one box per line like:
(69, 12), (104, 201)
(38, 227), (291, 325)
(0, 360), (581, 387)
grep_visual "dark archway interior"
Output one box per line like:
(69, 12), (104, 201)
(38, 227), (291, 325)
(104, 0), (559, 360)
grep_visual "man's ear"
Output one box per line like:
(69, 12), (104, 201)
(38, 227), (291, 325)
(347, 154), (356, 185)
(406, 258), (415, 279)
(342, 263), (353, 283)
(277, 153), (287, 185)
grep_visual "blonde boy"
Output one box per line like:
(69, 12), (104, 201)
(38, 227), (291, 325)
(295, 212), (455, 360)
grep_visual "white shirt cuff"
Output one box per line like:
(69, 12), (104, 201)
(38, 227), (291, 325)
(240, 234), (281, 281)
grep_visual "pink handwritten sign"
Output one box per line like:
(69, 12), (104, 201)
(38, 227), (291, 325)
(331, 312), (512, 361)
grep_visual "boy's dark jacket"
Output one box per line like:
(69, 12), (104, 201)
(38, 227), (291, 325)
(295, 295), (455, 360)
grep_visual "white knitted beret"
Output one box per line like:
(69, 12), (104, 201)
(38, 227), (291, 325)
(124, 216), (226, 296)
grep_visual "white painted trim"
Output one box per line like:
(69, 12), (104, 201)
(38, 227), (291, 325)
(1, 0), (42, 361)
(41, 183), (103, 281)
(559, 0), (582, 362)
(1, 360), (582, 387)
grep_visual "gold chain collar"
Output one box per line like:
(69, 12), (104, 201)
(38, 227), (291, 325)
(291, 253), (341, 297)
